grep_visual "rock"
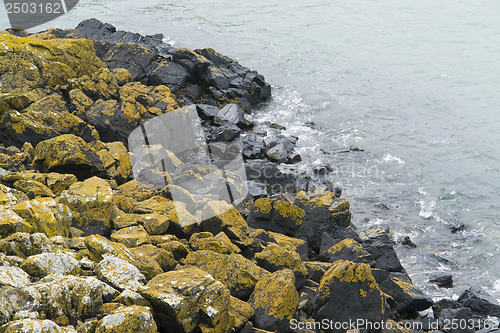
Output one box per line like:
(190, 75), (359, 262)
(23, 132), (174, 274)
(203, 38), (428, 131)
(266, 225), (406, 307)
(213, 124), (241, 142)
(111, 68), (133, 86)
(429, 274), (453, 288)
(189, 232), (235, 254)
(0, 233), (53, 258)
(95, 255), (146, 292)
(0, 266), (31, 287)
(157, 241), (190, 261)
(247, 197), (305, 237)
(0, 209), (33, 237)
(0, 183), (28, 209)
(314, 260), (391, 326)
(359, 226), (405, 273)
(214, 104), (250, 129)
(90, 141), (132, 184)
(13, 179), (54, 199)
(0, 291), (13, 325)
(83, 234), (135, 263)
(437, 307), (475, 333)
(128, 244), (176, 272)
(33, 135), (104, 179)
(128, 248), (164, 281)
(0, 34), (104, 95)
(303, 262), (333, 284)
(68, 67), (119, 101)
(236, 133), (265, 160)
(20, 252), (81, 278)
(248, 269), (298, 332)
(71, 277), (104, 320)
(58, 177), (114, 236)
(12, 198), (72, 237)
(379, 272), (433, 317)
(94, 305), (157, 333)
(199, 200), (249, 239)
(142, 267), (232, 333)
(214, 232), (241, 254)
(45, 173), (78, 195)
(457, 285), (500, 316)
(319, 238), (373, 264)
(254, 243), (308, 289)
(110, 225), (151, 248)
(1, 319), (66, 333)
(229, 296), (254, 332)
(115, 180), (156, 203)
(112, 290), (151, 308)
(185, 250), (269, 300)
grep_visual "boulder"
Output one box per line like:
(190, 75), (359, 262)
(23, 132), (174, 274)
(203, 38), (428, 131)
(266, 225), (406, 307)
(378, 272), (433, 317)
(360, 227), (405, 273)
(68, 67), (119, 101)
(83, 234), (135, 263)
(128, 248), (164, 281)
(20, 252), (81, 278)
(128, 244), (176, 272)
(314, 260), (391, 327)
(94, 305), (157, 333)
(189, 232), (235, 254)
(58, 177), (114, 236)
(437, 307), (475, 333)
(247, 197), (305, 237)
(95, 255), (146, 292)
(112, 290), (151, 308)
(157, 241), (190, 261)
(0, 292), (13, 325)
(0, 266), (31, 287)
(71, 277), (104, 320)
(254, 243), (308, 289)
(1, 319), (66, 333)
(319, 238), (373, 264)
(110, 225), (151, 248)
(0, 209), (32, 237)
(457, 285), (500, 317)
(199, 200), (249, 240)
(0, 233), (53, 258)
(12, 198), (72, 237)
(228, 296), (254, 332)
(142, 267), (232, 333)
(13, 179), (54, 199)
(33, 135), (104, 179)
(248, 269), (298, 332)
(185, 250), (269, 300)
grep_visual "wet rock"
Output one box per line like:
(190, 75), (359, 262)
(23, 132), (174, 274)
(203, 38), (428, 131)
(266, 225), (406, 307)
(0, 266), (31, 287)
(237, 133), (266, 160)
(214, 104), (250, 129)
(248, 269), (298, 332)
(58, 176), (114, 236)
(12, 198), (72, 237)
(247, 197), (305, 237)
(379, 272), (433, 318)
(20, 252), (81, 278)
(359, 226), (405, 273)
(314, 260), (391, 326)
(437, 307), (475, 333)
(110, 225), (151, 248)
(457, 285), (500, 316)
(429, 274), (453, 288)
(95, 255), (146, 292)
(254, 243), (308, 289)
(185, 250), (269, 300)
(33, 135), (105, 180)
(142, 267), (232, 333)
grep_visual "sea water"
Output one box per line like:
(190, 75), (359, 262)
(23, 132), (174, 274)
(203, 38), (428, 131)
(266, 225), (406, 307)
(2, 0), (500, 302)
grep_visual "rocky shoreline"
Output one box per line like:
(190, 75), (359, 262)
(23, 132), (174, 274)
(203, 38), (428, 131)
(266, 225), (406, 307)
(1, 19), (500, 333)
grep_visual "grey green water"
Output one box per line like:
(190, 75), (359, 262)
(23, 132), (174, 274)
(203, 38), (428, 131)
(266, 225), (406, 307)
(3, 0), (500, 304)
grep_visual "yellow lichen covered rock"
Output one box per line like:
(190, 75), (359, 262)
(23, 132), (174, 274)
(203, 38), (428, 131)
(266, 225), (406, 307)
(0, 34), (104, 94)
(110, 225), (151, 248)
(247, 197), (305, 236)
(185, 250), (268, 299)
(314, 260), (390, 325)
(0, 266), (31, 287)
(71, 276), (104, 320)
(0, 232), (53, 258)
(111, 68), (133, 86)
(129, 244), (176, 272)
(21, 252), (82, 278)
(142, 267), (232, 333)
(189, 232), (235, 254)
(12, 197), (72, 237)
(94, 305), (157, 333)
(112, 290), (151, 308)
(1, 319), (66, 333)
(34, 135), (104, 180)
(321, 238), (373, 264)
(83, 234), (135, 263)
(13, 179), (54, 199)
(254, 243), (308, 288)
(248, 269), (299, 332)
(95, 255), (146, 292)
(0, 183), (28, 209)
(58, 177), (113, 236)
(200, 201), (250, 244)
(228, 296), (254, 332)
(115, 180), (156, 203)
(0, 209), (33, 237)
(69, 68), (119, 101)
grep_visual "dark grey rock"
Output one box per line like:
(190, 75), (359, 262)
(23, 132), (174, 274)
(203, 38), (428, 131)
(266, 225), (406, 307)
(458, 285), (500, 317)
